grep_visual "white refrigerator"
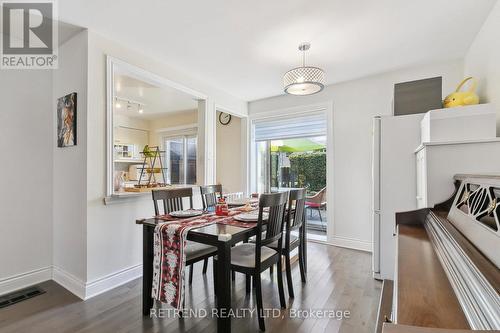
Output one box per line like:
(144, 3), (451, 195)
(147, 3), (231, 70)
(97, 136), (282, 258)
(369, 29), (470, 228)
(372, 114), (424, 280)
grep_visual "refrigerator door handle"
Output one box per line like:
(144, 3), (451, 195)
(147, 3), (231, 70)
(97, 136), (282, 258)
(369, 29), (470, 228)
(372, 211), (381, 275)
(372, 117), (381, 211)
(372, 117), (382, 278)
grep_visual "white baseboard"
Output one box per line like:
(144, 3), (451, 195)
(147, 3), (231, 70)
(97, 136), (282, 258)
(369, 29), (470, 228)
(328, 236), (372, 252)
(0, 267), (52, 296)
(52, 266), (86, 299)
(0, 264), (143, 300)
(85, 264), (142, 299)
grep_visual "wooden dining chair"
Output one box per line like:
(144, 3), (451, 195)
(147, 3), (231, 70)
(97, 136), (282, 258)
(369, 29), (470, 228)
(199, 184), (223, 274)
(200, 184), (238, 280)
(267, 188), (307, 298)
(200, 184), (223, 210)
(152, 188), (217, 285)
(214, 191), (288, 331)
(152, 187), (194, 214)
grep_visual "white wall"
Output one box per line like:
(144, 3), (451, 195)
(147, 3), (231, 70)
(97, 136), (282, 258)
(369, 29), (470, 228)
(216, 112), (244, 193)
(1, 19), (487, 299)
(52, 30), (89, 295)
(464, 0), (500, 134)
(148, 109), (198, 147)
(249, 60), (464, 249)
(0, 66), (53, 293)
(85, 31), (247, 290)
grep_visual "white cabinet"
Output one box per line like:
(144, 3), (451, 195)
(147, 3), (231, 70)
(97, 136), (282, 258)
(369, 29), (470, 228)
(415, 139), (500, 209)
(420, 104), (496, 143)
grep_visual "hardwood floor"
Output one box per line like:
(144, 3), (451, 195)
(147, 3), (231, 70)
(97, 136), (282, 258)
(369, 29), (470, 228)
(0, 242), (381, 333)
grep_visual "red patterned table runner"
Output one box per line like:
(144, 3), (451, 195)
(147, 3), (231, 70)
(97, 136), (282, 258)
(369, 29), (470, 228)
(152, 206), (258, 309)
(152, 218), (215, 309)
(156, 210), (258, 228)
(214, 210), (258, 228)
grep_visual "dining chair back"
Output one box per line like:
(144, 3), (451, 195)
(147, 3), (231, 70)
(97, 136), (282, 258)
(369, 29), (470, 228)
(199, 184), (223, 210)
(152, 187), (193, 215)
(215, 191), (288, 331)
(151, 187), (214, 286)
(287, 188), (307, 232)
(257, 191), (289, 249)
(266, 188), (308, 299)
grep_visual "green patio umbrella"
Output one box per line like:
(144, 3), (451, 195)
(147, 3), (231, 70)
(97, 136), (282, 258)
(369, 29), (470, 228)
(271, 138), (324, 153)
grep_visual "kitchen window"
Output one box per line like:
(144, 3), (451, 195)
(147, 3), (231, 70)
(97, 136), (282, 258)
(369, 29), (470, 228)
(164, 135), (197, 185)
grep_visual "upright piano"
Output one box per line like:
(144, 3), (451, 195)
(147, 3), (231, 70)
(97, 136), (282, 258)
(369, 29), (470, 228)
(376, 174), (500, 333)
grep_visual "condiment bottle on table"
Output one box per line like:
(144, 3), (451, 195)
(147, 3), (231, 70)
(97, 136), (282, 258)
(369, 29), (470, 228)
(215, 197), (229, 216)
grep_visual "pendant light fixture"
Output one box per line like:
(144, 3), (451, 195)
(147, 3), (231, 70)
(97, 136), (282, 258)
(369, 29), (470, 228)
(283, 42), (325, 95)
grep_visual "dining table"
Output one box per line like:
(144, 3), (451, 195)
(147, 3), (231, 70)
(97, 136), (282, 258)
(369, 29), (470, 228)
(136, 208), (307, 333)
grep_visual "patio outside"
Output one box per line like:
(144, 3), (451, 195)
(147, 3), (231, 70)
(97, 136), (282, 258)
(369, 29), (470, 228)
(270, 137), (327, 239)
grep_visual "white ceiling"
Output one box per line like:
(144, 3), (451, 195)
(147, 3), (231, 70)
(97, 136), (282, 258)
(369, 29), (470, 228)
(0, 12), (83, 46)
(114, 73), (198, 119)
(59, 0), (496, 101)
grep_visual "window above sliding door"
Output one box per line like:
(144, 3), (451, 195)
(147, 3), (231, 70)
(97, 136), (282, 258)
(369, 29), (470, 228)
(253, 113), (327, 141)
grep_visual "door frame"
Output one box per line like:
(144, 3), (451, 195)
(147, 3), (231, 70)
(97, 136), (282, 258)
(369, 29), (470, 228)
(247, 102), (335, 243)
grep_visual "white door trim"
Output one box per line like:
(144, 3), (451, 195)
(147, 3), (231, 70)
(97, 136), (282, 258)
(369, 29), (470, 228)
(247, 102), (335, 242)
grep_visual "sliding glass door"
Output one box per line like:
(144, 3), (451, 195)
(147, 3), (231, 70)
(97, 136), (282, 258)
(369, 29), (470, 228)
(252, 113), (328, 239)
(164, 135), (197, 185)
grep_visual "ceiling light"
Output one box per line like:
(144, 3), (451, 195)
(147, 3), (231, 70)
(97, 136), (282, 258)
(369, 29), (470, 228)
(138, 105), (144, 114)
(115, 98), (121, 109)
(284, 42), (325, 96)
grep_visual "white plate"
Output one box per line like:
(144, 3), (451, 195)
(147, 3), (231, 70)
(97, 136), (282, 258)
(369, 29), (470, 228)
(170, 209), (203, 218)
(227, 198), (258, 206)
(226, 198), (249, 206)
(233, 212), (268, 222)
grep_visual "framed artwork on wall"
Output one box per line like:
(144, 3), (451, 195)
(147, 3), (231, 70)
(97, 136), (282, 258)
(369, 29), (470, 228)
(57, 92), (77, 147)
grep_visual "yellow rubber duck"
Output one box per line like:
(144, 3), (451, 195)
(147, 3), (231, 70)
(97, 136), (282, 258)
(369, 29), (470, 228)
(443, 77), (479, 108)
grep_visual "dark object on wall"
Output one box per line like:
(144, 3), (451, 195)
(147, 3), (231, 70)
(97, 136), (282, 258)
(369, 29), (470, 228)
(57, 92), (77, 147)
(394, 77), (442, 116)
(218, 112), (232, 125)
